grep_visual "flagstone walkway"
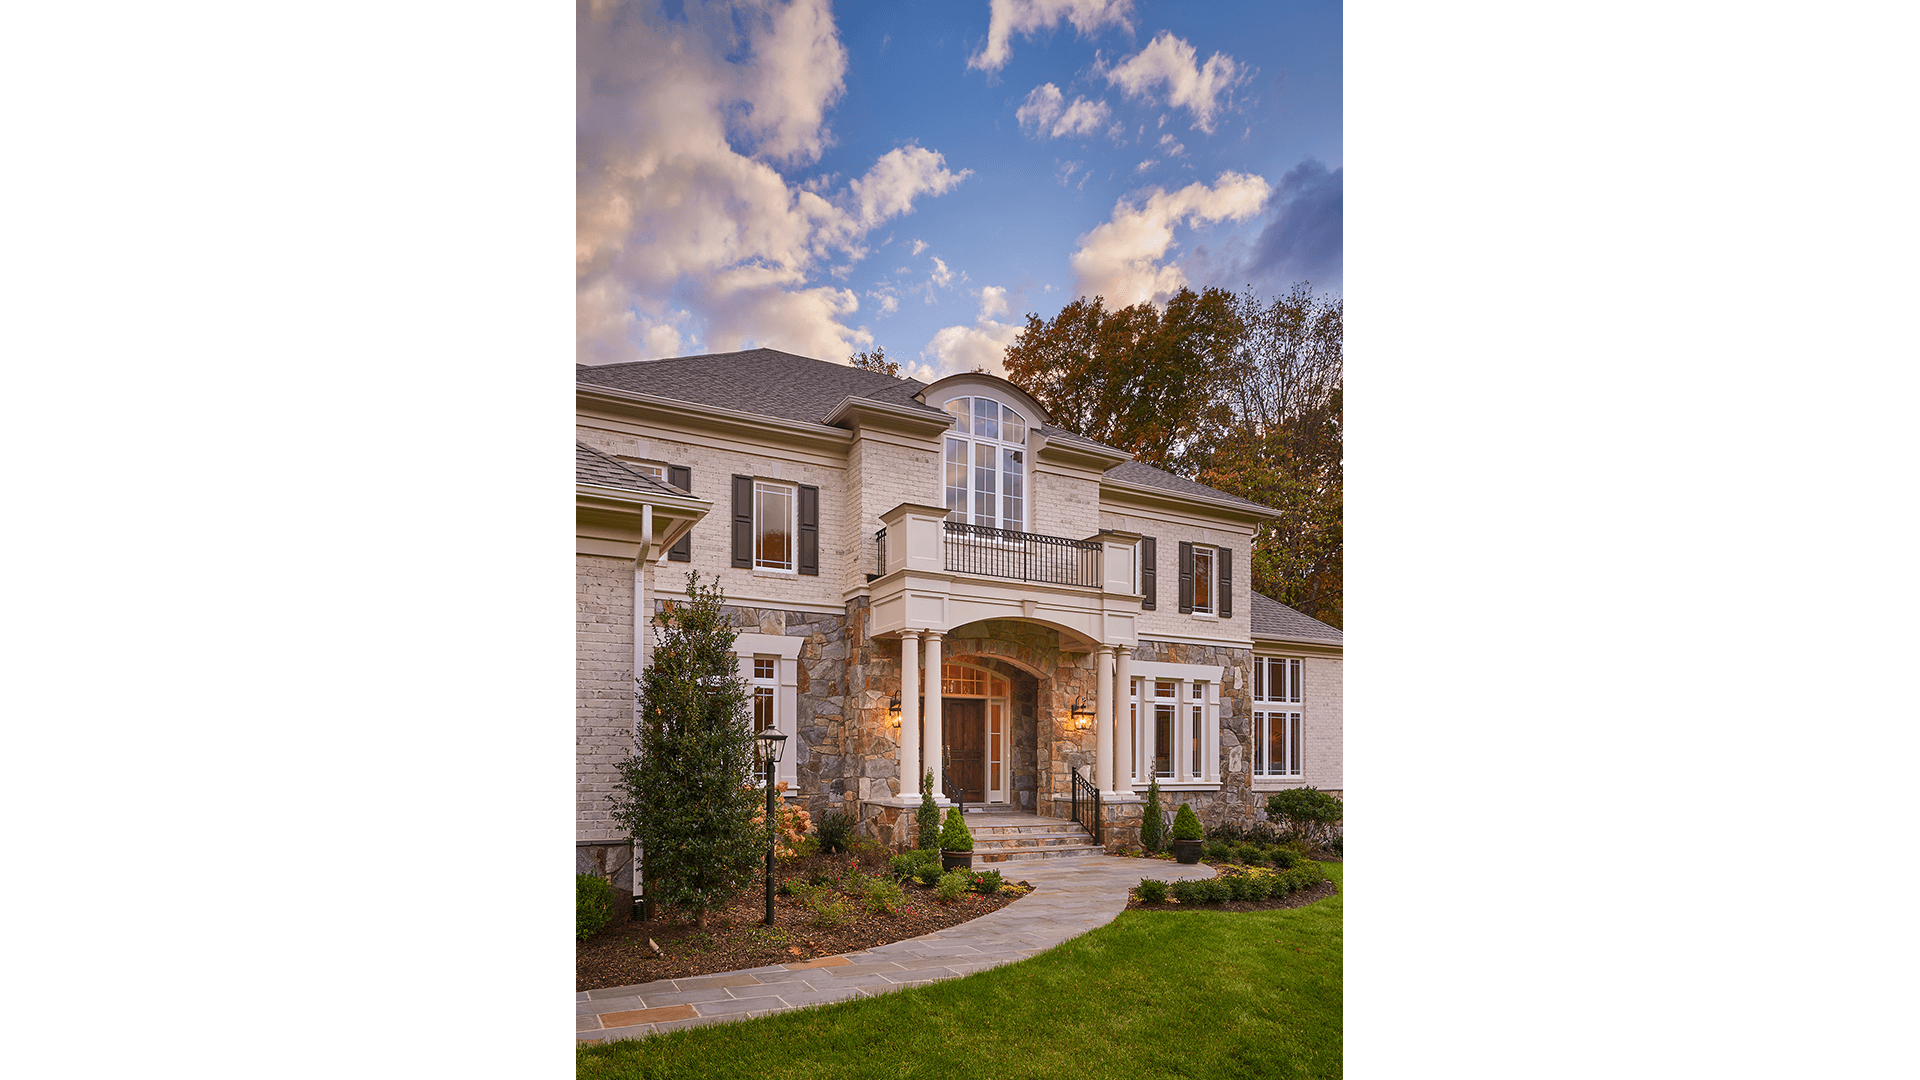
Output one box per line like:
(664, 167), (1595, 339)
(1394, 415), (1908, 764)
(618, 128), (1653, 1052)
(577, 854), (1218, 1044)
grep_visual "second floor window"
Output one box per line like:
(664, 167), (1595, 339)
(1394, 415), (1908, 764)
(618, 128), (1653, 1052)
(755, 481), (794, 571)
(942, 396), (1027, 532)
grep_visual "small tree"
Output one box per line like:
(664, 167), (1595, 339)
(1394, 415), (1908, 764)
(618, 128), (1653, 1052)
(1139, 779), (1164, 853)
(848, 346), (901, 376)
(609, 573), (763, 927)
(916, 769), (941, 851)
(939, 806), (973, 853)
(1170, 802), (1203, 842)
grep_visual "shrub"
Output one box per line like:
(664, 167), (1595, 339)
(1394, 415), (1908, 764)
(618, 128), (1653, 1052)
(1168, 879), (1206, 904)
(1201, 878), (1230, 903)
(1202, 840), (1229, 862)
(1231, 842), (1264, 865)
(577, 873), (614, 942)
(935, 867), (971, 903)
(939, 807), (974, 852)
(837, 867), (875, 900)
(750, 781), (813, 860)
(889, 849), (943, 886)
(1226, 871), (1259, 902)
(865, 877), (906, 916)
(1326, 833), (1343, 858)
(1136, 878), (1169, 904)
(1139, 780), (1164, 853)
(1265, 787), (1344, 847)
(1267, 847), (1300, 870)
(814, 810), (854, 855)
(972, 869), (1004, 895)
(1170, 803), (1203, 842)
(916, 770), (941, 851)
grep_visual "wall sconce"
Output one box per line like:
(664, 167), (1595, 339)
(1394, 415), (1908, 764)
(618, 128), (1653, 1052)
(888, 693), (902, 725)
(1070, 695), (1094, 728)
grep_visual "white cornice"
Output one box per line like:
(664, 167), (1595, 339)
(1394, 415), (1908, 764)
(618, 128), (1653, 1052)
(824, 395), (954, 438)
(1099, 477), (1280, 524)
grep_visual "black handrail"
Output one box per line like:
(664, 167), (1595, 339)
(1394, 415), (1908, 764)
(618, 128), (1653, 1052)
(1070, 767), (1101, 846)
(943, 520), (1099, 587)
(942, 768), (965, 814)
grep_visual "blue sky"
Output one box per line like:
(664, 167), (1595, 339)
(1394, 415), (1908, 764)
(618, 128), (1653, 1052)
(578, 0), (1341, 378)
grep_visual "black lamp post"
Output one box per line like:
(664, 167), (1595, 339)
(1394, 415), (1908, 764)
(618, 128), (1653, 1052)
(756, 730), (789, 926)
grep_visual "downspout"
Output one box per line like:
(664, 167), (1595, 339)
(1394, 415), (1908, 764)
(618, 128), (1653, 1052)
(632, 503), (651, 913)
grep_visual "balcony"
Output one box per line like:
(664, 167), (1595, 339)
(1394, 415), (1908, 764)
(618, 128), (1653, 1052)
(877, 520), (1101, 588)
(867, 503), (1141, 647)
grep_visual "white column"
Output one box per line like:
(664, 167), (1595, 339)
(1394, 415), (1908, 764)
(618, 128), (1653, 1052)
(898, 631), (921, 800)
(922, 631), (943, 798)
(1113, 648), (1134, 796)
(1095, 644), (1116, 796)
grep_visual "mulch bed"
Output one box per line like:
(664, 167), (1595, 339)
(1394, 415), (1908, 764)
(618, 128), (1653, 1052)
(1121, 854), (1343, 913)
(578, 851), (1028, 992)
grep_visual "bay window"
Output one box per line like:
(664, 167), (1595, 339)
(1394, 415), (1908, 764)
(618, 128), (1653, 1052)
(1126, 662), (1222, 787)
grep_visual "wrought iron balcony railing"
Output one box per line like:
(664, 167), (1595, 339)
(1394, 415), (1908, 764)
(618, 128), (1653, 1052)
(873, 520), (1102, 588)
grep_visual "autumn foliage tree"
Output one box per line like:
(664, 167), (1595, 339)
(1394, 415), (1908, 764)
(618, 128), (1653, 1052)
(1001, 284), (1343, 627)
(848, 346), (901, 377)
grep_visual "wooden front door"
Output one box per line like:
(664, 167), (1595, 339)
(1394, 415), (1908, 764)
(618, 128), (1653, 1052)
(944, 699), (986, 804)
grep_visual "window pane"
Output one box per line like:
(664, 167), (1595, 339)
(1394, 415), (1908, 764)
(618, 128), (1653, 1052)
(1193, 548), (1212, 611)
(1289, 659), (1302, 703)
(1193, 682), (1203, 698)
(1192, 705), (1202, 776)
(754, 658), (774, 680)
(1289, 713), (1302, 775)
(946, 397), (969, 435)
(1002, 448), (1024, 529)
(1254, 658), (1265, 701)
(1154, 704), (1172, 777)
(754, 686), (772, 732)
(974, 442), (996, 524)
(1155, 680), (1175, 698)
(1002, 408), (1025, 445)
(945, 438), (968, 522)
(755, 483), (791, 568)
(1269, 713), (1284, 776)
(974, 397), (999, 441)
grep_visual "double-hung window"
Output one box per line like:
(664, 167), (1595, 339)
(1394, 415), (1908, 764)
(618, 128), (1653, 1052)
(754, 480), (795, 571)
(1191, 546), (1216, 614)
(1252, 656), (1303, 778)
(941, 396), (1028, 532)
(751, 657), (776, 734)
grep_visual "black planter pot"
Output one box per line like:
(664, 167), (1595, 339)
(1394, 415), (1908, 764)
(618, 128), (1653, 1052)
(941, 850), (973, 872)
(1171, 839), (1204, 864)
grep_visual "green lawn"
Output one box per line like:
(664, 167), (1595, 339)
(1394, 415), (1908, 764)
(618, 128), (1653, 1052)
(577, 863), (1342, 1080)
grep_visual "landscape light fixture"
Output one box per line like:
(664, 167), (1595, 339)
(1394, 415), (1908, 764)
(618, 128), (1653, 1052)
(756, 730), (788, 926)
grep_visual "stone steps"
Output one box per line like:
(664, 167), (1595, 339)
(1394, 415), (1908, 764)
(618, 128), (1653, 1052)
(956, 812), (1105, 863)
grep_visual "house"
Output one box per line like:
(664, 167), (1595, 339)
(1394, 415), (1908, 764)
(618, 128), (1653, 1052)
(575, 348), (1341, 891)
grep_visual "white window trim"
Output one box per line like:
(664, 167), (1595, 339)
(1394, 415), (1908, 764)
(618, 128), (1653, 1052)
(736, 633), (803, 790)
(1127, 660), (1223, 790)
(753, 479), (798, 573)
(939, 396), (1030, 533)
(1251, 655), (1306, 786)
(1191, 543), (1219, 617)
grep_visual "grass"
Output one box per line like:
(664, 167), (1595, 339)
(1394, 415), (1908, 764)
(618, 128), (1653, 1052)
(577, 863), (1341, 1080)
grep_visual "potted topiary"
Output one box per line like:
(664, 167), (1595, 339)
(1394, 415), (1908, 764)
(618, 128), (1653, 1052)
(1169, 803), (1204, 864)
(939, 806), (974, 872)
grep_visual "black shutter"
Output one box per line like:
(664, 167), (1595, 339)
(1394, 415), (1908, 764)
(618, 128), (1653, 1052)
(666, 465), (692, 562)
(1218, 547), (1232, 618)
(1177, 541), (1194, 614)
(1140, 537), (1157, 610)
(731, 475), (754, 568)
(798, 484), (819, 576)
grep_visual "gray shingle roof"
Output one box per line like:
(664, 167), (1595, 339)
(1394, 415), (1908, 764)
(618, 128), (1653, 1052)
(1250, 592), (1342, 645)
(577, 348), (946, 426)
(1102, 459), (1278, 514)
(576, 442), (686, 496)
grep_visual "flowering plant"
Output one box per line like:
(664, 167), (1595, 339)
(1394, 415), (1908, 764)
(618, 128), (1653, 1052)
(748, 781), (814, 859)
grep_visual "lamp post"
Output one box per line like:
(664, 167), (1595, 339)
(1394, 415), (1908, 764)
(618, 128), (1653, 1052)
(756, 730), (788, 926)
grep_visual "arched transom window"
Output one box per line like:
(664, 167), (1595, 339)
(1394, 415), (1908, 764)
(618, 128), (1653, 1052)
(941, 396), (1028, 531)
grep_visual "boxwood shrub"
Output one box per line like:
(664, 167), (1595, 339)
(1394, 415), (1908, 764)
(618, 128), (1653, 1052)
(577, 873), (614, 942)
(1136, 878), (1169, 903)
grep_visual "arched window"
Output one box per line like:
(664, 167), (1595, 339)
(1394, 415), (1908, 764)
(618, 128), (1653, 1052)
(941, 396), (1028, 532)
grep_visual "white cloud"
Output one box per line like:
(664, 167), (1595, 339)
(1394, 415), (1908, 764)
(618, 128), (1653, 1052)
(923, 318), (1025, 377)
(1100, 30), (1247, 133)
(929, 256), (954, 289)
(1015, 83), (1114, 140)
(1068, 171), (1270, 306)
(866, 285), (900, 314)
(1135, 158), (1157, 172)
(577, 0), (968, 364)
(968, 0), (1134, 73)
(1157, 133), (1186, 156)
(978, 285), (1010, 319)
(910, 238), (928, 255)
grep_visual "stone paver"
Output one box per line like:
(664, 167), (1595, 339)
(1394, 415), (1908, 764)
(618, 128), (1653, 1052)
(577, 850), (1215, 1043)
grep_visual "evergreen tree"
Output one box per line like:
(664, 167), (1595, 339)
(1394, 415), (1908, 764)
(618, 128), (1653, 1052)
(1140, 778), (1164, 853)
(609, 572), (762, 926)
(916, 770), (941, 851)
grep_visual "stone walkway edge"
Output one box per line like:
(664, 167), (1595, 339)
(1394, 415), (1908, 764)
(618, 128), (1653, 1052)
(578, 854), (1218, 1044)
